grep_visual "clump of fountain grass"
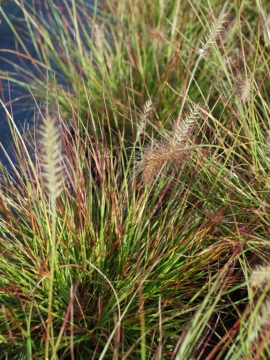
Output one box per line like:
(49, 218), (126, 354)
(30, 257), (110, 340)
(1, 0), (270, 359)
(0, 0), (232, 138)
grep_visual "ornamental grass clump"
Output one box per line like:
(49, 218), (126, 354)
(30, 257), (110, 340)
(0, 94), (243, 359)
(1, 0), (270, 359)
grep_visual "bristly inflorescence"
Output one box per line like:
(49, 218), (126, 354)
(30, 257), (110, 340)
(198, 11), (229, 56)
(248, 263), (270, 344)
(137, 98), (156, 138)
(138, 103), (200, 185)
(250, 263), (270, 291)
(234, 76), (252, 104)
(38, 116), (65, 200)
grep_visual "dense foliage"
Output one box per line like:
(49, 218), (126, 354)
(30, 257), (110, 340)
(1, 0), (270, 358)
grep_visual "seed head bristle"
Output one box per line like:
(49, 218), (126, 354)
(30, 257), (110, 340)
(256, 300), (270, 329)
(138, 104), (199, 185)
(235, 77), (252, 104)
(140, 142), (174, 184)
(39, 116), (65, 199)
(172, 104), (199, 146)
(199, 11), (229, 55)
(137, 98), (155, 137)
(250, 264), (270, 289)
(248, 298), (270, 345)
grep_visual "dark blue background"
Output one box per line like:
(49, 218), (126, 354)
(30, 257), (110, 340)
(0, 0), (96, 169)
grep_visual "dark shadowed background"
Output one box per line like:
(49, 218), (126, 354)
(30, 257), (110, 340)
(0, 0), (95, 169)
